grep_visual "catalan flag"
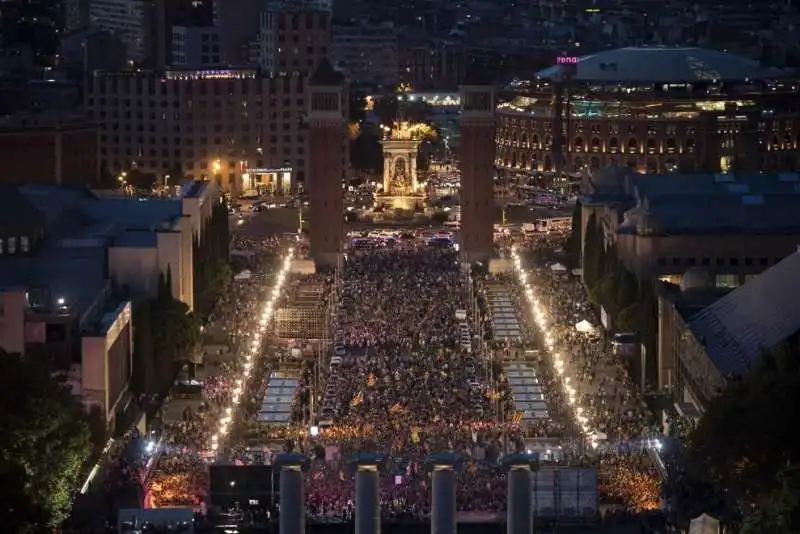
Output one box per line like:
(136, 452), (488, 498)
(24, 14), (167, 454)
(511, 411), (524, 424)
(350, 391), (363, 407)
(367, 374), (377, 387)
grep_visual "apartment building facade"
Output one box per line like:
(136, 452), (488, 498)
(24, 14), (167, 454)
(84, 69), (314, 194)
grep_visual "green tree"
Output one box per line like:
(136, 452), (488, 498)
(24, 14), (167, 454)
(565, 201), (582, 264)
(131, 299), (155, 395)
(687, 345), (800, 502)
(740, 468), (800, 534)
(350, 128), (383, 172)
(582, 212), (602, 294)
(0, 351), (92, 532)
(193, 200), (232, 320)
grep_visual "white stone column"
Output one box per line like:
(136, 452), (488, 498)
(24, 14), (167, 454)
(426, 452), (461, 534)
(502, 453), (539, 534)
(275, 453), (309, 534)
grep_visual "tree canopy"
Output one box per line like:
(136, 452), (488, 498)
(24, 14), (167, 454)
(0, 352), (92, 531)
(683, 344), (800, 531)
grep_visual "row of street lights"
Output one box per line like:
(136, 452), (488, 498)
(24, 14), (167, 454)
(209, 247), (295, 452)
(509, 246), (600, 449)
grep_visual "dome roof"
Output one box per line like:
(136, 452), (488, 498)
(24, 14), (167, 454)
(538, 46), (785, 83)
(680, 267), (713, 292)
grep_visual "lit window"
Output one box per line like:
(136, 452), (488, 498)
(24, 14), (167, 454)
(20, 236), (29, 253)
(7, 237), (16, 254)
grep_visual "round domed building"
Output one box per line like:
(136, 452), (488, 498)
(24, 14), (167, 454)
(495, 46), (800, 179)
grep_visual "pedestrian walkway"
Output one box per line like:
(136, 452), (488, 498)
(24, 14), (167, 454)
(485, 282), (522, 341)
(504, 362), (550, 422)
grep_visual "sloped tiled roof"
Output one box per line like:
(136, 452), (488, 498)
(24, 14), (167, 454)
(689, 252), (800, 375)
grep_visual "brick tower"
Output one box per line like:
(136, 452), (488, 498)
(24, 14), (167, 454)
(307, 59), (345, 269)
(459, 70), (496, 263)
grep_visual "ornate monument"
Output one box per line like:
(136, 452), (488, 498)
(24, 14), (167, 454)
(379, 120), (428, 210)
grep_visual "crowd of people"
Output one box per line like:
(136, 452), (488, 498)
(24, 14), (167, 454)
(144, 226), (292, 509)
(135, 218), (665, 525)
(287, 243), (535, 519)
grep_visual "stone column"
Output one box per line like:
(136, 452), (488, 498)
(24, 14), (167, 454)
(502, 453), (539, 534)
(383, 152), (392, 193)
(426, 452), (462, 534)
(274, 453), (310, 534)
(410, 147), (419, 191)
(349, 453), (383, 534)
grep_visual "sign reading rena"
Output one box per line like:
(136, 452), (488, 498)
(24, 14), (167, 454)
(557, 56), (579, 65)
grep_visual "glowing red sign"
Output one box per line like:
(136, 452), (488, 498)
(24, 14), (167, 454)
(557, 56), (579, 65)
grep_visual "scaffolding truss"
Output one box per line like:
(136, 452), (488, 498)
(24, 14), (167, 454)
(273, 282), (329, 340)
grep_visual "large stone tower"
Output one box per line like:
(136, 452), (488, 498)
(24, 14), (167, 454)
(459, 69), (496, 262)
(308, 59), (345, 268)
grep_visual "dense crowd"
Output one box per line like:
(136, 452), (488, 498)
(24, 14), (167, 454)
(145, 228), (290, 509)
(293, 244), (523, 518)
(135, 218), (665, 524)
(513, 232), (653, 442)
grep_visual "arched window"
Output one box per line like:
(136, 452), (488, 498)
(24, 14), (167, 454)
(591, 137), (601, 152)
(784, 134), (794, 149)
(573, 137), (584, 152)
(608, 138), (619, 153)
(520, 132), (529, 146)
(646, 138), (658, 154)
(531, 134), (540, 149)
(770, 135), (780, 149)
(628, 138), (638, 152)
(544, 135), (552, 148)
(666, 138), (677, 153)
(685, 138), (696, 153)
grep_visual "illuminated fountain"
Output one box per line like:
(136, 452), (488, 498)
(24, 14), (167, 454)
(378, 120), (431, 211)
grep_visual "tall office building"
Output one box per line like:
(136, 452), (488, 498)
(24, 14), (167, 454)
(88, 0), (154, 63)
(258, 0), (332, 76)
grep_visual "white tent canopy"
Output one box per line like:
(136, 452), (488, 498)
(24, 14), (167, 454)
(575, 319), (595, 333)
(550, 262), (568, 272)
(234, 269), (252, 280)
(689, 514), (720, 534)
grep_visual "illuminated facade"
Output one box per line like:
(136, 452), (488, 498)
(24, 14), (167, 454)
(495, 47), (800, 177)
(381, 121), (425, 195)
(85, 69), (309, 193)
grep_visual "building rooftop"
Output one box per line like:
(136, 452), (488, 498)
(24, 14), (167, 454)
(0, 237), (109, 323)
(0, 185), (47, 228)
(585, 170), (800, 235)
(688, 252), (800, 375)
(310, 58), (345, 86)
(537, 46), (785, 83)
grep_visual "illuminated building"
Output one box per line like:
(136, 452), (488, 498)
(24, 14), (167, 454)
(85, 69), (310, 194)
(0, 180), (216, 427)
(495, 47), (800, 178)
